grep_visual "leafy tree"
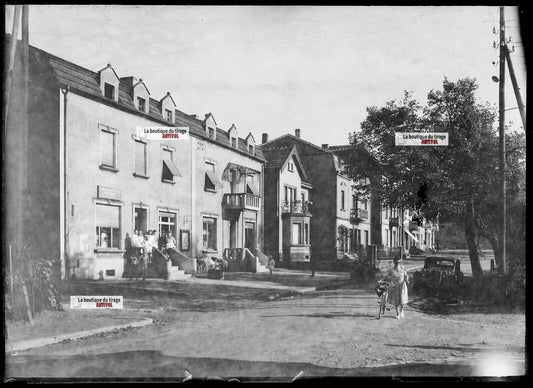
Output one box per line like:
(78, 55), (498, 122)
(346, 78), (525, 278)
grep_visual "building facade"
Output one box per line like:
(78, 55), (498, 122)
(260, 144), (313, 262)
(6, 40), (265, 280)
(260, 131), (367, 261)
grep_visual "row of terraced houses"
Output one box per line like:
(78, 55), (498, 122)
(5, 38), (437, 280)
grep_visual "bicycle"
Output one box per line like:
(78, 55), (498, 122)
(375, 280), (391, 319)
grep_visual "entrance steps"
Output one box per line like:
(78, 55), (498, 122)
(168, 266), (191, 281)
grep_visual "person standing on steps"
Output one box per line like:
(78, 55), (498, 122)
(385, 256), (409, 319)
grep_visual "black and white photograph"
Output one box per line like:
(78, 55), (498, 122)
(3, 4), (527, 382)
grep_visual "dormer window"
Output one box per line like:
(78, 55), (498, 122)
(104, 83), (115, 99)
(204, 113), (217, 140)
(228, 124), (238, 149)
(246, 133), (256, 156)
(137, 97), (146, 112)
(98, 64), (120, 102)
(160, 92), (176, 123)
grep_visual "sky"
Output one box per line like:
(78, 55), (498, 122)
(5, 5), (527, 146)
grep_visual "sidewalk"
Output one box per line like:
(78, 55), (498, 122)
(5, 305), (153, 354)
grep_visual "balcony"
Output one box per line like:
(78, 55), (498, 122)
(350, 208), (369, 223)
(223, 193), (260, 212)
(281, 201), (311, 215)
(389, 217), (399, 227)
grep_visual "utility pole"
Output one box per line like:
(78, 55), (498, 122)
(498, 6), (507, 274)
(504, 44), (527, 129)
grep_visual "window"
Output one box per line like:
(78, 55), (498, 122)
(159, 211), (176, 238)
(134, 140), (147, 176)
(208, 127), (214, 138)
(384, 205), (389, 219)
(292, 223), (302, 245)
(284, 186), (296, 205)
(363, 199), (368, 210)
(134, 207), (147, 233)
(95, 204), (120, 249)
(202, 217), (217, 250)
(100, 126), (117, 170)
(364, 230), (369, 246)
(248, 144), (254, 155)
(231, 137), (237, 148)
(137, 97), (146, 112)
(341, 190), (345, 210)
(204, 161), (222, 192)
(165, 109), (173, 122)
(162, 147), (181, 183)
(104, 83), (115, 99)
(353, 195), (357, 210)
(304, 223), (309, 245)
(287, 161), (294, 172)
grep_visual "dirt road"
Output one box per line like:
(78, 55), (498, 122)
(6, 280), (525, 380)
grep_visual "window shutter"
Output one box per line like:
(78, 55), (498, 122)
(135, 141), (146, 174)
(96, 204), (120, 228)
(101, 130), (115, 166)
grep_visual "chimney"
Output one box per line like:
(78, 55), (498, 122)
(262, 133), (269, 144)
(295, 128), (301, 138)
(322, 144), (329, 149)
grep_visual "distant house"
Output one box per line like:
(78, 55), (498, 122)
(329, 145), (437, 257)
(260, 130), (367, 261)
(4, 36), (266, 280)
(260, 143), (313, 262)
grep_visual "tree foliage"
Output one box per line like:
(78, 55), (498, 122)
(346, 78), (525, 278)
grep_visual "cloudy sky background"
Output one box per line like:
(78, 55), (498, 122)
(5, 5), (527, 146)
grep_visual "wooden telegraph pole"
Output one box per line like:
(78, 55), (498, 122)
(498, 6), (507, 274)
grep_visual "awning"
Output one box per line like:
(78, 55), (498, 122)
(222, 162), (259, 182)
(246, 182), (260, 196)
(205, 170), (223, 188)
(163, 159), (182, 177)
(405, 230), (420, 243)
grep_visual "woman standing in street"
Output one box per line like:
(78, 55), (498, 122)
(386, 256), (409, 319)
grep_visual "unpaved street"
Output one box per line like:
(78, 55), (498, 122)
(6, 278), (525, 380)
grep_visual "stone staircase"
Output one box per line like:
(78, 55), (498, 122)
(168, 265), (192, 281)
(252, 248), (270, 273)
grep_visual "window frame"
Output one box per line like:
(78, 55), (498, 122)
(202, 217), (217, 252)
(133, 138), (148, 178)
(94, 202), (122, 252)
(104, 83), (115, 99)
(137, 97), (146, 112)
(99, 125), (119, 172)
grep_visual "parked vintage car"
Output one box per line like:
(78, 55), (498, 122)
(413, 256), (464, 293)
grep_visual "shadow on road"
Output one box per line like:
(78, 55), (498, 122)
(6, 349), (523, 380)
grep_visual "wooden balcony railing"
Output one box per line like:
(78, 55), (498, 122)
(281, 200), (311, 215)
(223, 193), (260, 211)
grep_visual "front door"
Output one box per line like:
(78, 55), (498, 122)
(244, 222), (255, 250)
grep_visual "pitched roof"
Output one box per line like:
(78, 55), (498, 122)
(260, 145), (294, 169)
(259, 144), (309, 182)
(30, 43), (264, 162)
